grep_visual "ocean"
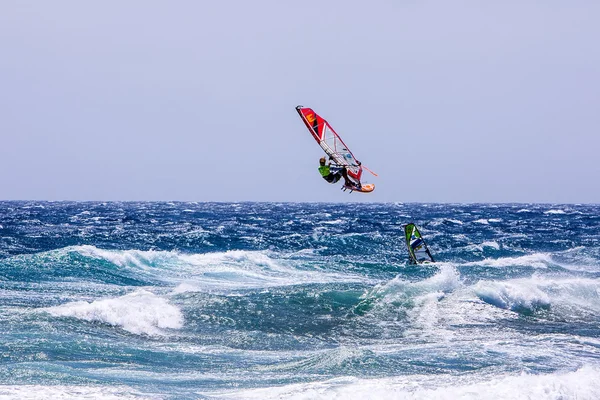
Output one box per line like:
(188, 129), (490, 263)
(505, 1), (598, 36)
(0, 201), (599, 399)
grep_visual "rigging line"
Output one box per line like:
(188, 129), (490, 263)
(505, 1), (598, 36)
(362, 165), (378, 177)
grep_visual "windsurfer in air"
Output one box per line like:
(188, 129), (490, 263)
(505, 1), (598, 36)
(318, 157), (356, 188)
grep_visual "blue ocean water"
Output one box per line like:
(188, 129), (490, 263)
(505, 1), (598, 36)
(1, 201), (599, 399)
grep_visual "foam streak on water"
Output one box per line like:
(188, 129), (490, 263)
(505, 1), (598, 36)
(0, 202), (599, 399)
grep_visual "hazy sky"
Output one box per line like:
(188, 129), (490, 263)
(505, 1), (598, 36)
(1, 1), (598, 203)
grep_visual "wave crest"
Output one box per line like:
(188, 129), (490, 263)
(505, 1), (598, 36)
(222, 365), (600, 400)
(43, 290), (183, 336)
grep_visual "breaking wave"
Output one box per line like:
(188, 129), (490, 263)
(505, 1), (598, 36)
(43, 290), (183, 336)
(222, 366), (600, 400)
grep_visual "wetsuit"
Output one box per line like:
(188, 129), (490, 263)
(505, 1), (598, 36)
(318, 165), (342, 183)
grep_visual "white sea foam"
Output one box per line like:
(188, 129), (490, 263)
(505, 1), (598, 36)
(544, 209), (566, 215)
(369, 264), (461, 303)
(71, 245), (363, 291)
(473, 275), (600, 314)
(465, 241), (502, 252)
(542, 277), (600, 313)
(75, 245), (165, 269)
(43, 290), (183, 335)
(21, 204), (45, 209)
(473, 280), (551, 311)
(0, 385), (155, 399)
(430, 218), (464, 227)
(452, 234), (470, 242)
(473, 219), (489, 225)
(219, 365), (600, 400)
(394, 272), (600, 334)
(171, 253), (365, 292)
(481, 241), (500, 250)
(320, 219), (345, 225)
(553, 247), (600, 273)
(362, 264), (462, 336)
(463, 253), (553, 268)
(262, 346), (373, 373)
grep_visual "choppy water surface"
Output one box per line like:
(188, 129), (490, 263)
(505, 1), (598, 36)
(1, 202), (599, 399)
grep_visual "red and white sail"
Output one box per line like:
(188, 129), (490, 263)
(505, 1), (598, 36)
(295, 106), (363, 184)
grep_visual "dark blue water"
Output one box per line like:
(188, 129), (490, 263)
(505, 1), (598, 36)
(1, 202), (599, 399)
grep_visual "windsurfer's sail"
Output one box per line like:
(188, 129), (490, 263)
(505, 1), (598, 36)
(296, 105), (363, 185)
(404, 223), (435, 264)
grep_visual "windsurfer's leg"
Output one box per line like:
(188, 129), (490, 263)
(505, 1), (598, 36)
(341, 167), (354, 186)
(324, 173), (340, 184)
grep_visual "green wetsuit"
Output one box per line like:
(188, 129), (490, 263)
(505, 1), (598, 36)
(318, 165), (330, 177)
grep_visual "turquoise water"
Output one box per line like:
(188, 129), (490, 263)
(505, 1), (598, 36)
(1, 202), (599, 399)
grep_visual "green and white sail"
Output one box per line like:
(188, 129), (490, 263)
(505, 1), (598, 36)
(404, 223), (435, 264)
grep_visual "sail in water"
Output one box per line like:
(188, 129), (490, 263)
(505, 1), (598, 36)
(404, 223), (435, 264)
(295, 105), (365, 187)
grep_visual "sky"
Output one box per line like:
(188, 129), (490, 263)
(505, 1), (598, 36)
(1, 1), (599, 203)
